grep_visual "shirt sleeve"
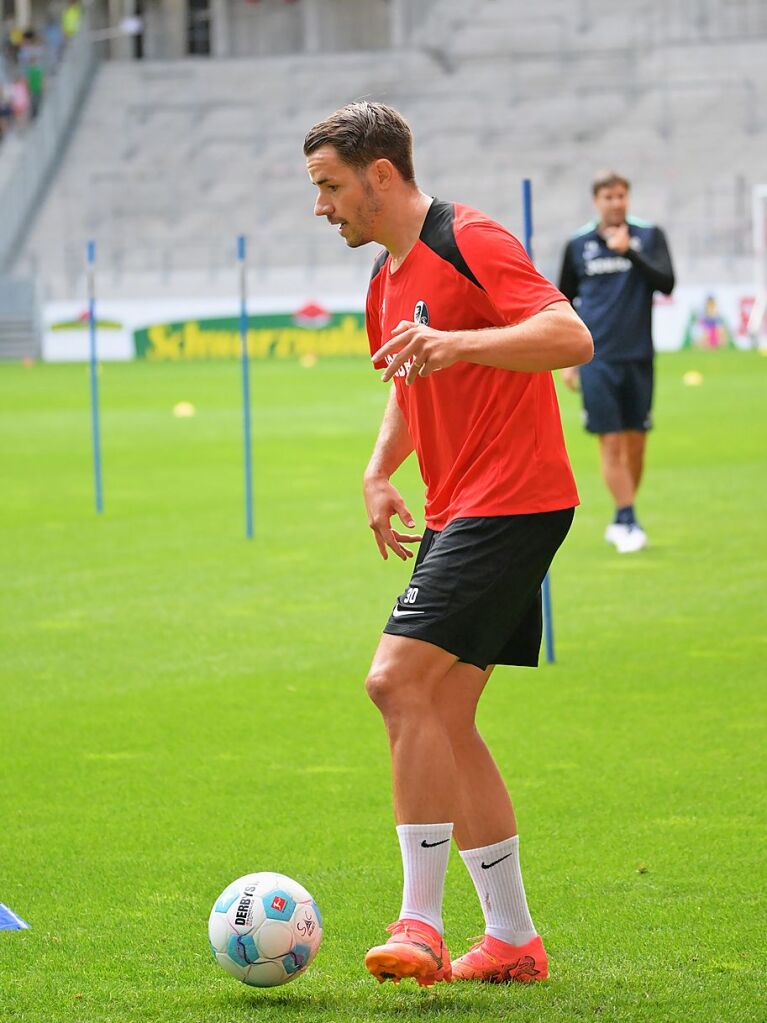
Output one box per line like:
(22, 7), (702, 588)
(366, 280), (385, 368)
(626, 227), (675, 295)
(366, 250), (388, 368)
(558, 241), (580, 303)
(456, 220), (567, 325)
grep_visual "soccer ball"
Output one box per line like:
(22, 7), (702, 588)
(208, 872), (323, 987)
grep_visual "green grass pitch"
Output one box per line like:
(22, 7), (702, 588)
(0, 351), (765, 1022)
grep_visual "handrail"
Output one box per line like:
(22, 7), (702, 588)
(0, 14), (99, 273)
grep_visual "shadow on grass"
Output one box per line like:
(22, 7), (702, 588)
(214, 982), (545, 1021)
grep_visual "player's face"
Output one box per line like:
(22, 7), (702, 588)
(307, 146), (383, 248)
(594, 184), (629, 227)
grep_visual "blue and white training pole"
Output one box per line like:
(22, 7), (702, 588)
(87, 240), (103, 514)
(237, 234), (254, 540)
(521, 179), (555, 664)
(0, 903), (31, 930)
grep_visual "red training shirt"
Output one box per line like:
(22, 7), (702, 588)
(366, 199), (579, 531)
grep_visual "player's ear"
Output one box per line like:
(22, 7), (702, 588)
(371, 158), (395, 190)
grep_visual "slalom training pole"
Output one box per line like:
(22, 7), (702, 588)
(521, 179), (555, 664)
(0, 903), (31, 930)
(237, 234), (254, 540)
(86, 240), (103, 514)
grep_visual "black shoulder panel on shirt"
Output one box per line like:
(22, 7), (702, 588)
(419, 200), (484, 291)
(370, 249), (388, 280)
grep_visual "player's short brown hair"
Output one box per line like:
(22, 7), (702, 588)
(303, 102), (416, 182)
(592, 170), (631, 196)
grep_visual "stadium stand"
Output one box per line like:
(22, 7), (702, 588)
(5, 0), (767, 305)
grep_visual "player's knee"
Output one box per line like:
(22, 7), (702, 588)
(600, 433), (623, 464)
(365, 666), (400, 713)
(364, 665), (423, 718)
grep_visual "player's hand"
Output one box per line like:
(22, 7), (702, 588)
(561, 366), (580, 391)
(372, 321), (460, 385)
(604, 224), (630, 254)
(363, 474), (422, 561)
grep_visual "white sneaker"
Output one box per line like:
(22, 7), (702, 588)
(605, 522), (647, 553)
(604, 523), (624, 546)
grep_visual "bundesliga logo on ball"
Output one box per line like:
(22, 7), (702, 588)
(208, 872), (323, 987)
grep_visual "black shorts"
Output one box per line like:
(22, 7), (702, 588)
(579, 358), (654, 434)
(383, 509), (574, 670)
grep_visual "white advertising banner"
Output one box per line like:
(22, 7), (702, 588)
(42, 295), (366, 362)
(651, 284), (756, 351)
(42, 285), (758, 362)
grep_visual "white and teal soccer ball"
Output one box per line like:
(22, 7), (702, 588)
(208, 872), (323, 987)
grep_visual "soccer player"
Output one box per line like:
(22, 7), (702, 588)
(558, 171), (675, 553)
(304, 102), (592, 987)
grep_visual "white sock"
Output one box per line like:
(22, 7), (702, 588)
(460, 835), (537, 946)
(396, 822), (453, 935)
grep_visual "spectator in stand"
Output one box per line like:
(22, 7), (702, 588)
(8, 24), (23, 62)
(10, 72), (30, 128)
(62, 0), (82, 41)
(0, 80), (13, 142)
(43, 11), (64, 71)
(18, 29), (44, 70)
(26, 56), (44, 119)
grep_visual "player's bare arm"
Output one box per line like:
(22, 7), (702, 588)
(363, 390), (421, 562)
(373, 300), (593, 383)
(560, 366), (580, 391)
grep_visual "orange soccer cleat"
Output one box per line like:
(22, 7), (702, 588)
(364, 918), (452, 987)
(451, 933), (548, 983)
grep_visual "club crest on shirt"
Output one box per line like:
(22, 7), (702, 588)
(583, 239), (600, 258)
(413, 300), (429, 325)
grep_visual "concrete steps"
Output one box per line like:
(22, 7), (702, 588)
(0, 278), (41, 360)
(12, 0), (767, 297)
